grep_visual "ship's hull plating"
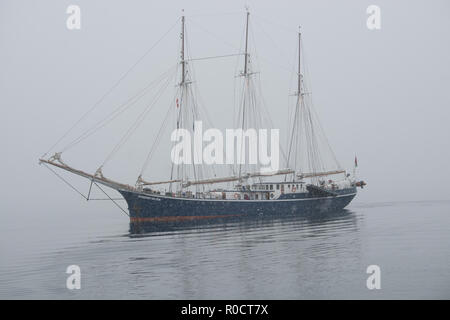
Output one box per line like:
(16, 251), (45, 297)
(119, 187), (357, 224)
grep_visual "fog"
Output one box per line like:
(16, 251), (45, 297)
(1, 0), (449, 231)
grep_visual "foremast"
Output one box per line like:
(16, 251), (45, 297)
(168, 11), (207, 193)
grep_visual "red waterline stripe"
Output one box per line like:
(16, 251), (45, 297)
(130, 214), (241, 223)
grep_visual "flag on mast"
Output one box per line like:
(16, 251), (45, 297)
(355, 156), (358, 167)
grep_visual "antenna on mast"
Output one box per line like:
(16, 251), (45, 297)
(181, 9), (186, 85)
(297, 26), (301, 96)
(243, 7), (250, 76)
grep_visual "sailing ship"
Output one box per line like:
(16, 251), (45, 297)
(40, 10), (366, 225)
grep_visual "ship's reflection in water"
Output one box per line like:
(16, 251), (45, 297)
(4, 201), (450, 299)
(128, 209), (358, 236)
(114, 208), (363, 299)
(2, 208), (364, 299)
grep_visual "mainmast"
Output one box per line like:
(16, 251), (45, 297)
(172, 11), (189, 192)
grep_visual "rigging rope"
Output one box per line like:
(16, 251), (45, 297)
(43, 163), (88, 200)
(188, 18), (240, 51)
(42, 18), (181, 158)
(93, 182), (130, 217)
(43, 163), (129, 216)
(187, 11), (244, 18)
(101, 67), (177, 167)
(140, 87), (179, 176)
(184, 29), (219, 184)
(60, 65), (178, 153)
(186, 53), (244, 62)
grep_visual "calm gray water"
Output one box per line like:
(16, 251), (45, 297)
(1, 200), (449, 299)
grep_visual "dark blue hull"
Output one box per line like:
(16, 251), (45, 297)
(119, 187), (357, 225)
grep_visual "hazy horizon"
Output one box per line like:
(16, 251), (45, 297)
(1, 0), (450, 216)
(1, 0), (450, 300)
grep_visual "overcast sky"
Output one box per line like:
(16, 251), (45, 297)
(1, 0), (450, 226)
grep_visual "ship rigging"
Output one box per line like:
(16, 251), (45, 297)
(39, 9), (365, 222)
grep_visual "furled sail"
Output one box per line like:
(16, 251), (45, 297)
(183, 169), (295, 187)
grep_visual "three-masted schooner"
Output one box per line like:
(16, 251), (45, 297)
(40, 10), (365, 224)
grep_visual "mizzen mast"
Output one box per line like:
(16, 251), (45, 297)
(285, 26), (345, 183)
(285, 27), (302, 179)
(237, 8), (251, 180)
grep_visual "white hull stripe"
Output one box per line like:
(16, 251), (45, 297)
(134, 192), (357, 203)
